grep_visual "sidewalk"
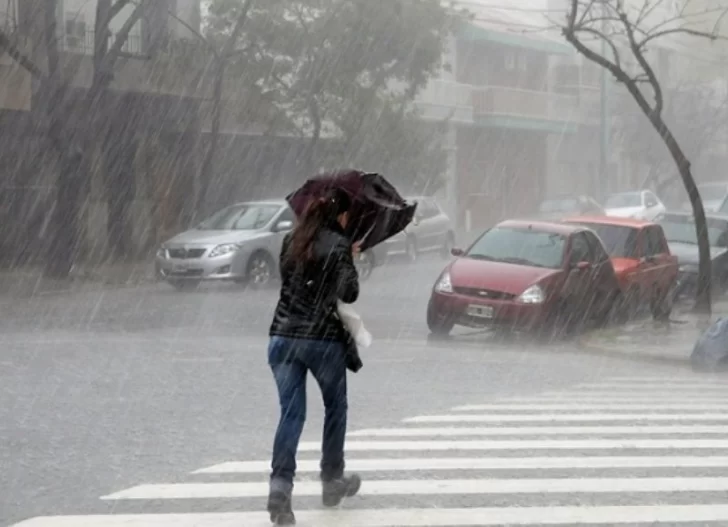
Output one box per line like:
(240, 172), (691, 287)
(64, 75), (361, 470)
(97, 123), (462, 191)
(577, 301), (728, 366)
(0, 261), (157, 297)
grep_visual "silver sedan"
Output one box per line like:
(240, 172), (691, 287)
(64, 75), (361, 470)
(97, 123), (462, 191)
(155, 200), (295, 291)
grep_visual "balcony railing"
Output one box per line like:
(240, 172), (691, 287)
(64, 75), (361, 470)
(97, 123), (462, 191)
(416, 79), (583, 124)
(472, 86), (578, 122)
(417, 79), (472, 109)
(58, 29), (144, 56)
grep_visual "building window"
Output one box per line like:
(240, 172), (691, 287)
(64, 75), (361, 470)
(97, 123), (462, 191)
(64, 12), (87, 52)
(505, 51), (515, 70)
(518, 53), (527, 72)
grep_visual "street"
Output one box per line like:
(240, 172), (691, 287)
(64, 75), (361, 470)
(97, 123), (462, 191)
(2, 255), (728, 526)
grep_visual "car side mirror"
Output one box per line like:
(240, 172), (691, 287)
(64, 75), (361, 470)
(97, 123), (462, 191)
(274, 220), (293, 232)
(451, 247), (464, 257)
(574, 261), (591, 271)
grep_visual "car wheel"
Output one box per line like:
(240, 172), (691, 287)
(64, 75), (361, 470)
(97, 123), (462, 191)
(650, 284), (673, 321)
(405, 236), (418, 263)
(426, 298), (454, 336)
(168, 279), (200, 291)
(246, 251), (275, 289)
(440, 232), (455, 259)
(355, 250), (375, 281)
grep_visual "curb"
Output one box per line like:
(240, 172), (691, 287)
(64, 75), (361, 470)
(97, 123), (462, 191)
(2, 275), (159, 298)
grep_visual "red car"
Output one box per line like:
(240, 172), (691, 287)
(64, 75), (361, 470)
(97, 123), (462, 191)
(426, 219), (622, 336)
(561, 216), (678, 320)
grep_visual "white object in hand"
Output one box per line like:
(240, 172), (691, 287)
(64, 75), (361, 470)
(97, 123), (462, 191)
(337, 300), (372, 348)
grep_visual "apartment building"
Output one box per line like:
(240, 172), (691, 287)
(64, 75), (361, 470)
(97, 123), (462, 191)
(420, 0), (728, 231)
(414, 4), (582, 232)
(0, 0), (206, 262)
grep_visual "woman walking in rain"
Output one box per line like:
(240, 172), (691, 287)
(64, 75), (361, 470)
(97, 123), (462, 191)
(266, 187), (362, 525)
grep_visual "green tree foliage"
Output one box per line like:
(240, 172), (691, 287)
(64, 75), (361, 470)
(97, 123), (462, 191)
(206, 0), (458, 188)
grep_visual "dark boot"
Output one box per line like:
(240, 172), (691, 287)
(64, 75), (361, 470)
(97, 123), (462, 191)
(321, 473), (361, 507)
(267, 490), (295, 525)
(267, 478), (295, 526)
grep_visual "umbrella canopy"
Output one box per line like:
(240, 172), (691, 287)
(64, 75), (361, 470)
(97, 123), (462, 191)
(285, 169), (417, 251)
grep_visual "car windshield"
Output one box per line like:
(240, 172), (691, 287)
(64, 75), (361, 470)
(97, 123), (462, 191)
(539, 198), (579, 213)
(605, 192), (642, 208)
(466, 227), (566, 269)
(659, 216), (728, 247)
(577, 223), (638, 258)
(698, 183), (728, 201)
(197, 204), (281, 230)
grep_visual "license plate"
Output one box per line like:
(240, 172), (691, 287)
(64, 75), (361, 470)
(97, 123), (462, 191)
(172, 264), (187, 272)
(467, 304), (494, 319)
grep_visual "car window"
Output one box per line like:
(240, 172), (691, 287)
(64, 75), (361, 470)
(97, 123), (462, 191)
(576, 222), (639, 258)
(643, 227), (665, 256)
(658, 215), (728, 247)
(422, 200), (439, 219)
(569, 233), (592, 264)
(720, 198), (728, 215)
(277, 207), (295, 224)
(583, 230), (610, 263)
(466, 227), (566, 269)
(586, 198), (603, 213)
(699, 183), (728, 201)
(197, 204), (281, 230)
(539, 198), (579, 213)
(605, 192), (642, 208)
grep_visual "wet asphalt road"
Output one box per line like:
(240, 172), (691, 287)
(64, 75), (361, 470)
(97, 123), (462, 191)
(1, 255), (723, 526)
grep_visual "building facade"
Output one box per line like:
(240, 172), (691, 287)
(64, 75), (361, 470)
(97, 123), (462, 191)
(418, 0), (728, 233)
(414, 11), (583, 233)
(0, 0), (207, 264)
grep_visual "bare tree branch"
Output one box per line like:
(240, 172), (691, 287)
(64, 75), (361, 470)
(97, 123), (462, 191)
(561, 0), (720, 313)
(103, 0), (149, 70)
(640, 26), (722, 48)
(0, 30), (45, 79)
(166, 7), (217, 56)
(619, 11), (663, 114)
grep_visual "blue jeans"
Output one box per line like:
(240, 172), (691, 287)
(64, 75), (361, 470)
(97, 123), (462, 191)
(268, 336), (348, 490)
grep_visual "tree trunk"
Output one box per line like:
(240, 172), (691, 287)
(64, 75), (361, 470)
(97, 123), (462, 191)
(91, 0), (147, 260)
(196, 57), (224, 218)
(649, 113), (711, 313)
(42, 0), (84, 278)
(45, 151), (84, 278)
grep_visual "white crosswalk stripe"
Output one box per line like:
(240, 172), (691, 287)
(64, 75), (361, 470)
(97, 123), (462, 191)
(12, 376), (728, 526)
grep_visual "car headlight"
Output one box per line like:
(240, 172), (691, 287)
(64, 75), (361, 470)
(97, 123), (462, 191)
(434, 271), (453, 293)
(208, 243), (240, 258)
(517, 284), (544, 304)
(156, 247), (167, 259)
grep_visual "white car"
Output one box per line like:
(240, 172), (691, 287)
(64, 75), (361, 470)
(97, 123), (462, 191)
(682, 181), (728, 213)
(604, 190), (666, 220)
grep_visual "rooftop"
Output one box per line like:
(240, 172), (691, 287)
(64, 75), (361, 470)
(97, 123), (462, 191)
(562, 215), (654, 228)
(498, 218), (584, 235)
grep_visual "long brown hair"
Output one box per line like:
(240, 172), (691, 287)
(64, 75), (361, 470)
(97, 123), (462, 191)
(288, 188), (352, 262)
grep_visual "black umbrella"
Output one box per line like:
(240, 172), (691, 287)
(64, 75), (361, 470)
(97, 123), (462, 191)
(286, 169), (417, 252)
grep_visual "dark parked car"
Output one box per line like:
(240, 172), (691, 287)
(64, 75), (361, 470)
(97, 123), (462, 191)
(655, 211), (728, 300)
(426, 219), (621, 336)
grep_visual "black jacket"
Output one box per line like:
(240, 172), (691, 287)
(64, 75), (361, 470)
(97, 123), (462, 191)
(269, 221), (359, 343)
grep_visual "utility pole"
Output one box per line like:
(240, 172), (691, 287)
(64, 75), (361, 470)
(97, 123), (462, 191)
(598, 0), (610, 201)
